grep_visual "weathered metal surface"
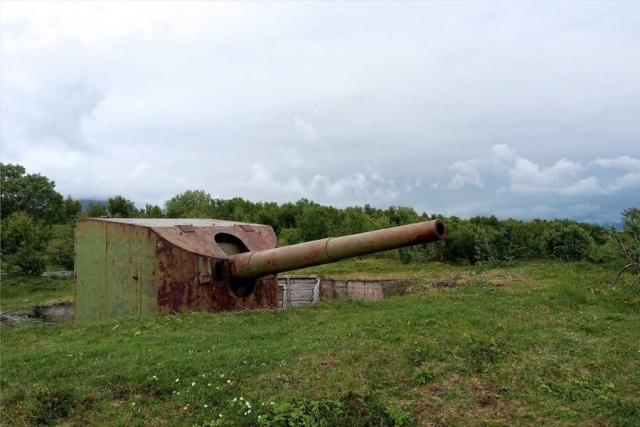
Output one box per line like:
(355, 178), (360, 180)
(74, 220), (107, 321)
(229, 219), (446, 279)
(74, 218), (279, 322)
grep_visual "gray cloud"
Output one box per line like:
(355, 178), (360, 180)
(1, 2), (638, 223)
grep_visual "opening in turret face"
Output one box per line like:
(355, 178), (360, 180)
(230, 277), (257, 298)
(215, 233), (249, 256)
(213, 233), (257, 297)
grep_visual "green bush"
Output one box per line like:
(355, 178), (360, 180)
(46, 224), (75, 270)
(1, 212), (50, 275)
(543, 222), (593, 262)
(584, 240), (618, 264)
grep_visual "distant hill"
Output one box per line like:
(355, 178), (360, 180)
(79, 199), (108, 211)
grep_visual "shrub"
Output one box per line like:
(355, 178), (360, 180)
(46, 224), (75, 270)
(1, 212), (50, 275)
(543, 222), (593, 261)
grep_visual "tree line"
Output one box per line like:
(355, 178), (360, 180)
(2, 163), (638, 288)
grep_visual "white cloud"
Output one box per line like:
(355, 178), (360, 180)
(492, 144), (517, 163)
(0, 2), (249, 54)
(557, 177), (601, 196)
(368, 169), (385, 183)
(310, 172), (398, 202)
(1, 70), (105, 152)
(294, 117), (320, 144)
(241, 164), (398, 205)
(610, 171), (640, 192)
(446, 145), (639, 201)
(509, 157), (585, 192)
(446, 145), (589, 193)
(591, 155), (640, 171)
(20, 147), (84, 172)
(448, 160), (483, 189)
(131, 163), (151, 177)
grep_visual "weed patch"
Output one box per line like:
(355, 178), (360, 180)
(460, 336), (507, 373)
(196, 392), (415, 427)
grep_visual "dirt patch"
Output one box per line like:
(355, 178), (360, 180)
(0, 309), (45, 326)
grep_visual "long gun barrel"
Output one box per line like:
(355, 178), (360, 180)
(229, 219), (446, 279)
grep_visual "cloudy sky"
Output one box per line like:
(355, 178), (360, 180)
(1, 2), (638, 224)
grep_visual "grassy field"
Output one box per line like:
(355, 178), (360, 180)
(1, 260), (639, 426)
(1, 275), (74, 311)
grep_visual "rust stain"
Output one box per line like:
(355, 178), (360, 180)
(155, 233), (277, 313)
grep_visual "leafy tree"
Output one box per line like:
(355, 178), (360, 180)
(341, 206), (369, 235)
(578, 222), (608, 246)
(277, 202), (299, 229)
(46, 224), (75, 270)
(277, 228), (301, 246)
(543, 221), (593, 262)
(255, 202), (282, 234)
(385, 206), (419, 226)
(84, 202), (108, 218)
(469, 215), (500, 228)
(521, 219), (547, 259)
(108, 195), (136, 218)
(340, 206), (392, 236)
(475, 219), (529, 264)
(141, 204), (164, 218)
(215, 197), (256, 222)
(164, 189), (214, 218)
(363, 203), (378, 217)
(399, 242), (442, 264)
(297, 204), (334, 241)
(441, 219), (480, 264)
(64, 196), (82, 221)
(0, 163), (65, 224)
(1, 212), (50, 275)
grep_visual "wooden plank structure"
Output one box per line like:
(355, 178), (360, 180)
(277, 275), (320, 308)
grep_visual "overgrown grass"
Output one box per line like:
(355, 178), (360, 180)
(0, 275), (74, 311)
(1, 261), (639, 426)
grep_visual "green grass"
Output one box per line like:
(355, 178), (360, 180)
(0, 275), (74, 311)
(1, 261), (639, 426)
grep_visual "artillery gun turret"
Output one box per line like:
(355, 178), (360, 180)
(74, 218), (445, 321)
